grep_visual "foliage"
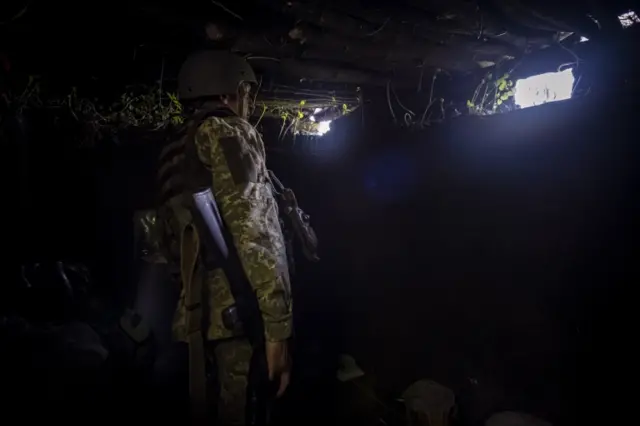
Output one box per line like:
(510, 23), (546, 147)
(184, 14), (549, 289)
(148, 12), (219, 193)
(466, 71), (515, 115)
(1, 76), (359, 143)
(108, 86), (184, 129)
(253, 86), (361, 138)
(2, 75), (184, 144)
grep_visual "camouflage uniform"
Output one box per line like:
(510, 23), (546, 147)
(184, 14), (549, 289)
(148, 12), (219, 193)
(157, 114), (292, 424)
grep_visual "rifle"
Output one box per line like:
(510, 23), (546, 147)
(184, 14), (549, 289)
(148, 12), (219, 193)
(189, 188), (275, 426)
(268, 171), (319, 264)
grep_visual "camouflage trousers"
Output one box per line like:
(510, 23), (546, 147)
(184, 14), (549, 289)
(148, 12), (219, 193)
(205, 338), (253, 426)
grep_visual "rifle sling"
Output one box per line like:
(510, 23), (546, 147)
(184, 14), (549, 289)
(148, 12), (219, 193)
(180, 222), (207, 422)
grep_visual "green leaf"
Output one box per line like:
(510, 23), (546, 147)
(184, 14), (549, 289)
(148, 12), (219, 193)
(299, 100), (306, 106)
(497, 99), (503, 105)
(498, 81), (507, 91)
(500, 93), (509, 101)
(467, 100), (474, 107)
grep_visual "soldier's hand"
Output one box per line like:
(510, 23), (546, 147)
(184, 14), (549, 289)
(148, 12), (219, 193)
(265, 340), (291, 397)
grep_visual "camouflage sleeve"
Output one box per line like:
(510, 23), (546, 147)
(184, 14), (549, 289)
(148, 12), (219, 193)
(196, 117), (292, 342)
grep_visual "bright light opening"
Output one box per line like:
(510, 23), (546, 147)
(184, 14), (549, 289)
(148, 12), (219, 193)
(619, 10), (640, 28)
(316, 120), (332, 136)
(514, 68), (575, 109)
(309, 115), (316, 122)
(314, 108), (323, 114)
(580, 36), (589, 42)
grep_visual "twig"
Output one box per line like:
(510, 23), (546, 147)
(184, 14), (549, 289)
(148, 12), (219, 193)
(418, 70), (440, 124)
(417, 58), (427, 93)
(278, 116), (288, 139)
(0, 2), (30, 26)
(558, 42), (582, 65)
(282, 118), (296, 139)
(477, 4), (484, 40)
(419, 99), (439, 127)
(386, 81), (397, 123)
(158, 55), (165, 104)
(571, 75), (582, 96)
(391, 83), (415, 116)
(68, 95), (79, 121)
(210, 1), (243, 21)
(470, 78), (485, 107)
(254, 104), (267, 128)
(480, 79), (490, 110)
(428, 71), (438, 106)
(557, 62), (575, 72)
(19, 83), (37, 103)
(404, 113), (412, 126)
(246, 56), (281, 62)
(251, 75), (263, 116)
(366, 17), (391, 37)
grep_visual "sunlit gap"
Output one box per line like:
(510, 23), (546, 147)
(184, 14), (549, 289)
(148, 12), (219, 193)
(514, 68), (575, 109)
(618, 10), (640, 28)
(308, 115), (332, 136)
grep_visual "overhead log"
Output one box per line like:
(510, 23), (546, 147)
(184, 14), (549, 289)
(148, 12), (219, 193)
(274, 1), (382, 38)
(128, 0), (531, 84)
(489, 0), (580, 33)
(232, 33), (298, 58)
(297, 48), (396, 74)
(278, 2), (524, 67)
(124, 1), (580, 87)
(279, 58), (388, 86)
(290, 24), (515, 72)
(361, 3), (528, 54)
(324, 0), (530, 50)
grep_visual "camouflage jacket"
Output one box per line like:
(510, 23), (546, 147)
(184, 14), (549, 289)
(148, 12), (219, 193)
(158, 114), (292, 342)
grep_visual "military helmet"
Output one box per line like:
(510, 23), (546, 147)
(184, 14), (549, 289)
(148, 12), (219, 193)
(178, 50), (257, 100)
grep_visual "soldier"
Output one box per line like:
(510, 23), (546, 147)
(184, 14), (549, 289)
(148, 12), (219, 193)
(156, 50), (292, 425)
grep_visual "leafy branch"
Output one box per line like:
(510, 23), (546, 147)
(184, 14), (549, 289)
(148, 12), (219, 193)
(466, 71), (515, 115)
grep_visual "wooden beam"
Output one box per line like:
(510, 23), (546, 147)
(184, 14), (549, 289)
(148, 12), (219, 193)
(279, 58), (388, 86)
